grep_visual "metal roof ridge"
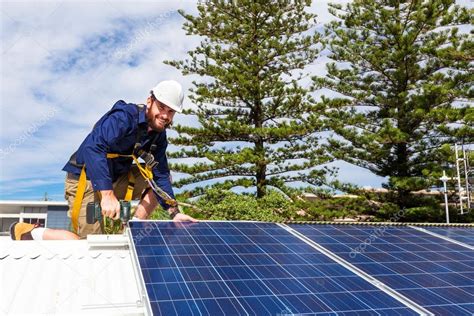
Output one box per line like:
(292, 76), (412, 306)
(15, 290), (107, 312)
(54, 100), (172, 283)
(0, 200), (68, 206)
(0, 239), (131, 260)
(0, 252), (131, 260)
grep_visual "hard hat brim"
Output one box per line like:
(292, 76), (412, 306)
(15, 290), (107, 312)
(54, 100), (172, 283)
(154, 95), (183, 113)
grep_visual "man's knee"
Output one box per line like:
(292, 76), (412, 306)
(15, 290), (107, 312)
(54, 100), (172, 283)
(65, 175), (100, 238)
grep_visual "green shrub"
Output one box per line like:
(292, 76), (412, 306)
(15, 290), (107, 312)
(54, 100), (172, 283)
(191, 189), (293, 222)
(293, 197), (375, 221)
(147, 187), (474, 223)
(181, 189), (379, 222)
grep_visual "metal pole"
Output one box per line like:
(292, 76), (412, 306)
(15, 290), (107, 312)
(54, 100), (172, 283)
(462, 145), (470, 210)
(455, 144), (464, 214)
(441, 171), (450, 224)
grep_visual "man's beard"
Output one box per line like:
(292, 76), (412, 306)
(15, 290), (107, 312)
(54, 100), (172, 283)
(148, 118), (171, 132)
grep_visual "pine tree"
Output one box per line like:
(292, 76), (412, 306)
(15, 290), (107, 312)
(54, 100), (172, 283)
(167, 0), (329, 198)
(315, 0), (473, 208)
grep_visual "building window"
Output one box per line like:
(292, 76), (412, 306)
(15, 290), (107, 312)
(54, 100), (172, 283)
(0, 217), (17, 235)
(23, 218), (46, 226)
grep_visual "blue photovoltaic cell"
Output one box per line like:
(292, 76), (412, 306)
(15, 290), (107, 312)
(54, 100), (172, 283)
(129, 221), (416, 315)
(423, 226), (474, 247)
(291, 224), (474, 315)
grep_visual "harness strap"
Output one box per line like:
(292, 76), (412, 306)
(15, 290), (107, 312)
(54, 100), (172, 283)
(71, 167), (87, 233)
(107, 153), (154, 180)
(124, 171), (135, 201)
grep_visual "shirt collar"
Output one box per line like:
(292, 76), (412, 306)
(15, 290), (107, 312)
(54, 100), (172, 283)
(137, 103), (147, 125)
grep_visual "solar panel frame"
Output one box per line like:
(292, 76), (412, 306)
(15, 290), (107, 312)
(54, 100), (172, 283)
(290, 224), (474, 315)
(128, 221), (419, 316)
(421, 226), (474, 247)
(128, 223), (154, 316)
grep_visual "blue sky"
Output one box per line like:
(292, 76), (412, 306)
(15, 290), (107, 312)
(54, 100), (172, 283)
(1, 0), (469, 201)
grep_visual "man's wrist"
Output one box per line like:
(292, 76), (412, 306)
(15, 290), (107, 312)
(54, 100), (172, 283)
(100, 190), (114, 197)
(168, 207), (180, 219)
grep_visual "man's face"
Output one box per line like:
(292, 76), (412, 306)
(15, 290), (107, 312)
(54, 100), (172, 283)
(147, 98), (176, 132)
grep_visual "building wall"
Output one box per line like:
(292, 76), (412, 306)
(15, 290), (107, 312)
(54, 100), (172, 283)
(46, 208), (70, 230)
(0, 201), (70, 234)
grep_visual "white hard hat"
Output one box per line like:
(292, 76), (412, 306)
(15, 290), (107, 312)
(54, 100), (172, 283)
(150, 80), (184, 113)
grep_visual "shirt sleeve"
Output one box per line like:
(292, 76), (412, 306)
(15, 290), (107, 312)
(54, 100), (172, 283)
(83, 110), (133, 191)
(151, 131), (176, 210)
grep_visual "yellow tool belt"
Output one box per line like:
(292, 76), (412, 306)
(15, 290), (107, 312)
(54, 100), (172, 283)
(70, 153), (153, 233)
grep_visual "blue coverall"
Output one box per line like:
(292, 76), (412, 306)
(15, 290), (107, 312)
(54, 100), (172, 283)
(62, 100), (175, 209)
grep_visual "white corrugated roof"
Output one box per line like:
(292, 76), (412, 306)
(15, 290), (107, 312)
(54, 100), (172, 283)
(0, 200), (139, 207)
(0, 236), (144, 315)
(0, 200), (68, 207)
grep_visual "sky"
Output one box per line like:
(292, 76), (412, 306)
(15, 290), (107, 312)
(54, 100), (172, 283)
(0, 0), (469, 201)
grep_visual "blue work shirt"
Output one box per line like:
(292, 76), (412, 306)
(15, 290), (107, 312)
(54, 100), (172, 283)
(62, 100), (175, 209)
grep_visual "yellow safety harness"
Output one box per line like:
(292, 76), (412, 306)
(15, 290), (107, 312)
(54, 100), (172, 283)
(71, 153), (175, 233)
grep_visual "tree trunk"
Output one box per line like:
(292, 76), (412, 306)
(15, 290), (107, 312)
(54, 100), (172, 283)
(256, 139), (266, 198)
(395, 142), (410, 208)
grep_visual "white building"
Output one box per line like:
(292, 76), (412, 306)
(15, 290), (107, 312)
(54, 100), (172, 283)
(0, 200), (70, 235)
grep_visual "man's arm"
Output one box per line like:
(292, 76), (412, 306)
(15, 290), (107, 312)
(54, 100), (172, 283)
(150, 132), (176, 208)
(83, 109), (133, 219)
(135, 189), (196, 222)
(139, 132), (197, 222)
(134, 189), (158, 219)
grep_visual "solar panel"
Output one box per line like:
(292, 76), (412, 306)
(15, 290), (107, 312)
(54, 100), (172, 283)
(290, 224), (474, 315)
(422, 226), (474, 247)
(129, 221), (418, 315)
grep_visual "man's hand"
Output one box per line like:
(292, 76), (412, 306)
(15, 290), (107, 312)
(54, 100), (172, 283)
(172, 212), (198, 223)
(100, 190), (120, 220)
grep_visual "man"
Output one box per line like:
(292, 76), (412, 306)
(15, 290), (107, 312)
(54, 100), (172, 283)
(11, 80), (196, 241)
